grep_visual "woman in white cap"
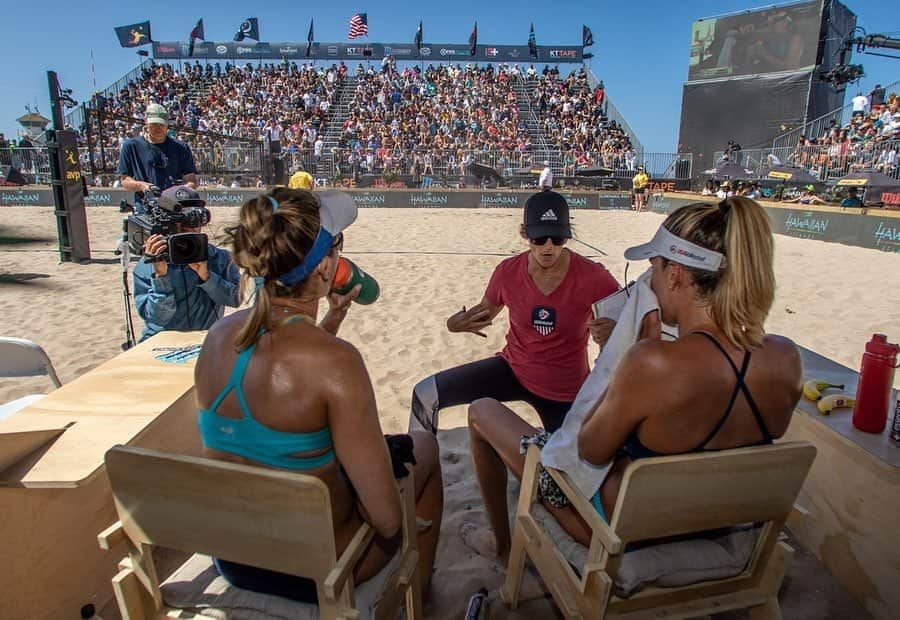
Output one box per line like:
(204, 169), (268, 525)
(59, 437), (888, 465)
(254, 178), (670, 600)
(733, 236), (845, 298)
(194, 188), (443, 603)
(461, 196), (802, 565)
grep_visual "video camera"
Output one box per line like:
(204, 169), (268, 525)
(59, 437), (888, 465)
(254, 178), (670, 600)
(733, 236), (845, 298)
(124, 186), (210, 265)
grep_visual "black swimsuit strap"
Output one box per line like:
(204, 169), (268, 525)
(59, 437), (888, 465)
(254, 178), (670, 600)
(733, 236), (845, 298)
(691, 331), (773, 448)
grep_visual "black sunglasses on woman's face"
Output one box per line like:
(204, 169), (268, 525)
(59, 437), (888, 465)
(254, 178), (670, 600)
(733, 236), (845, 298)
(530, 236), (565, 246)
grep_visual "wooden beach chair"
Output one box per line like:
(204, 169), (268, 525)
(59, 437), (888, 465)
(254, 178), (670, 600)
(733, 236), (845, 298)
(502, 441), (816, 619)
(98, 445), (422, 620)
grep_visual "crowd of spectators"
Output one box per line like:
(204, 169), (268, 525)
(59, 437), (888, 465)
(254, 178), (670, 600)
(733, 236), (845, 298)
(77, 61), (343, 181)
(39, 59), (643, 185)
(529, 68), (637, 173)
(335, 62), (527, 178)
(783, 88), (899, 178)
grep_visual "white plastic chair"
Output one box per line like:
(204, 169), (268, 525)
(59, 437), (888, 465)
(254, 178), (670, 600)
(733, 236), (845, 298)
(0, 337), (62, 420)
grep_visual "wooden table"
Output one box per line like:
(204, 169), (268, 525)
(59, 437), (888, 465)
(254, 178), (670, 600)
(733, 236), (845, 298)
(0, 331), (206, 619)
(786, 347), (899, 620)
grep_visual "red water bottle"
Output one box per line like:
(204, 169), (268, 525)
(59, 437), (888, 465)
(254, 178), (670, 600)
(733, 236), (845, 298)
(852, 334), (900, 433)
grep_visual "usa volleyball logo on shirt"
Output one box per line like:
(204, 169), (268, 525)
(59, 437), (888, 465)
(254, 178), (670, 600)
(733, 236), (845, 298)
(532, 306), (557, 336)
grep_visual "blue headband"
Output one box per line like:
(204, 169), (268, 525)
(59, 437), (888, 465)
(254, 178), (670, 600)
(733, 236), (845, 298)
(276, 228), (334, 287)
(266, 195), (279, 212)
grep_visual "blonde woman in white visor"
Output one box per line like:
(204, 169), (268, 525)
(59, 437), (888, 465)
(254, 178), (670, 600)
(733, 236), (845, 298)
(463, 196), (803, 561)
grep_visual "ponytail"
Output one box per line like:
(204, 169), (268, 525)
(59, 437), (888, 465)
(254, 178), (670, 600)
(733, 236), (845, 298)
(224, 189), (321, 351)
(663, 196), (775, 349)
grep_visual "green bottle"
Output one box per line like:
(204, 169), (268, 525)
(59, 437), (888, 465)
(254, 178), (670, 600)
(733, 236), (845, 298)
(332, 257), (380, 304)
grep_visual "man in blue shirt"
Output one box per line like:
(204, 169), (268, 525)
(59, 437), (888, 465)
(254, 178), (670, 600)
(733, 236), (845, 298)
(840, 187), (863, 208)
(118, 103), (198, 213)
(132, 186), (240, 341)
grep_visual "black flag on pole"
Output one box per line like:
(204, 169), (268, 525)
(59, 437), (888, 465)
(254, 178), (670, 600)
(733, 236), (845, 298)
(415, 21), (423, 51)
(114, 21), (152, 48)
(233, 18), (259, 42)
(528, 23), (537, 58)
(307, 20), (315, 56)
(188, 18), (204, 56)
(469, 21), (478, 56)
(583, 25), (594, 47)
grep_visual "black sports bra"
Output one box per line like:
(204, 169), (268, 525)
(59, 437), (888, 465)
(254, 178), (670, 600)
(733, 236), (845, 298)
(623, 331), (774, 460)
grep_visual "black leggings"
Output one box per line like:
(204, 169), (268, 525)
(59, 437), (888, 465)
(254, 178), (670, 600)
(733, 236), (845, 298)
(423, 356), (572, 432)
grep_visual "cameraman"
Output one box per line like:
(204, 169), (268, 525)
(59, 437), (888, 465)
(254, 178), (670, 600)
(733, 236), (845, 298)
(133, 186), (240, 341)
(118, 103), (198, 214)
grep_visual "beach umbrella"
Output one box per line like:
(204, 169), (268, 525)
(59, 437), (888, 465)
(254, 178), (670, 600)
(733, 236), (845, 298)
(832, 169), (900, 205)
(832, 170), (900, 188)
(467, 162), (502, 183)
(703, 161), (757, 180)
(511, 166), (542, 175)
(759, 165), (820, 186)
(574, 164), (614, 177)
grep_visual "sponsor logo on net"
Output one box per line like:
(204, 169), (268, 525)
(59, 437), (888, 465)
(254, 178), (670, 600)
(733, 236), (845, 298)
(352, 193), (387, 205)
(480, 193), (518, 206)
(205, 193), (246, 204)
(410, 192), (449, 206)
(0, 191), (42, 204)
(874, 221), (900, 251)
(785, 212), (829, 237)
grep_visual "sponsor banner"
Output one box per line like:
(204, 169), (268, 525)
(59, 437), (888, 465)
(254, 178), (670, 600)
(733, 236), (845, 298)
(479, 192), (520, 207)
(0, 189), (49, 205)
(597, 193), (631, 210)
(882, 191), (900, 207)
(871, 220), (900, 253)
(153, 41), (582, 62)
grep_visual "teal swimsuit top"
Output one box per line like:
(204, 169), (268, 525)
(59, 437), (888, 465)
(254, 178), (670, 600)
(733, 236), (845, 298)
(198, 317), (335, 470)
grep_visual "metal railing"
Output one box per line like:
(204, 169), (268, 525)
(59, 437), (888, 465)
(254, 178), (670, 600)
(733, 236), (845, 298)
(771, 78), (900, 151)
(710, 140), (899, 181)
(583, 65), (643, 155)
(65, 59), (155, 131)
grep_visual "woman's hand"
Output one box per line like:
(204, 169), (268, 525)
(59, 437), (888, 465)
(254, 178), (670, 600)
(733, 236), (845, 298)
(446, 303), (493, 338)
(320, 284), (361, 335)
(639, 310), (662, 341)
(588, 317), (616, 347)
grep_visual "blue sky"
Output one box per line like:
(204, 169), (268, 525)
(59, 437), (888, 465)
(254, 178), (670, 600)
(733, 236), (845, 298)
(1, 0), (896, 152)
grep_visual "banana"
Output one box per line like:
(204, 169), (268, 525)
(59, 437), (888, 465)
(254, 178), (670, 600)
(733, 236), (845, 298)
(817, 393), (856, 415)
(803, 379), (845, 401)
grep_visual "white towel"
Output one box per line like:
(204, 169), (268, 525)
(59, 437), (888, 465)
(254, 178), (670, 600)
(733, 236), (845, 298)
(540, 269), (678, 498)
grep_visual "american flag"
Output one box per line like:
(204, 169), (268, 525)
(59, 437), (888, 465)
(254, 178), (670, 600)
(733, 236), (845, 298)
(348, 13), (368, 39)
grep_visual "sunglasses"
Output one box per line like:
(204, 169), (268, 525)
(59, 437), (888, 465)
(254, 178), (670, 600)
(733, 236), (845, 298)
(330, 232), (344, 252)
(530, 236), (566, 246)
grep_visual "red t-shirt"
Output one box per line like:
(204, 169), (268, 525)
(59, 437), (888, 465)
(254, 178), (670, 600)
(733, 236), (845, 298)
(485, 251), (619, 402)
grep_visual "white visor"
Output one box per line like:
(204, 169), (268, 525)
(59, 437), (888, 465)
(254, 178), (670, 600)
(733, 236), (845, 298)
(624, 225), (724, 272)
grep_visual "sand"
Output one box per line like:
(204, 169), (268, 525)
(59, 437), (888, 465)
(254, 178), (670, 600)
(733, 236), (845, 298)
(1, 205), (897, 618)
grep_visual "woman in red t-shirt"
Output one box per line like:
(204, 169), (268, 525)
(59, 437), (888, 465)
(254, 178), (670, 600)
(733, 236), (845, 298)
(409, 192), (619, 434)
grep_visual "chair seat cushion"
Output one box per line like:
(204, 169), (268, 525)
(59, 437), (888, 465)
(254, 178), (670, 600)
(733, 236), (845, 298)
(509, 483), (759, 598)
(161, 550), (402, 620)
(0, 394), (45, 421)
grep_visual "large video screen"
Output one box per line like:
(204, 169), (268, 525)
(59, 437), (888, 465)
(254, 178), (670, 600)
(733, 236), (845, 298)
(679, 71), (812, 177)
(688, 1), (823, 82)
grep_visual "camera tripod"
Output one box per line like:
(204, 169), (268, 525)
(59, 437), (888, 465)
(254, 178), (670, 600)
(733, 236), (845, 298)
(115, 224), (137, 351)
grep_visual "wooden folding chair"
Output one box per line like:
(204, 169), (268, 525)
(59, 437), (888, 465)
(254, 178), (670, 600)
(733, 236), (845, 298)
(502, 441), (816, 619)
(98, 445), (421, 620)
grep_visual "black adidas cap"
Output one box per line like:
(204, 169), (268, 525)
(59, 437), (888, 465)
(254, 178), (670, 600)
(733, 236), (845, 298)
(524, 191), (572, 239)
